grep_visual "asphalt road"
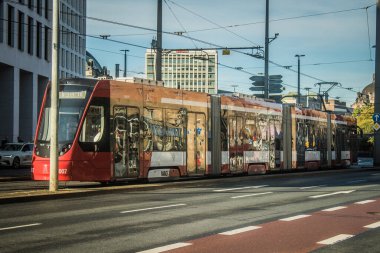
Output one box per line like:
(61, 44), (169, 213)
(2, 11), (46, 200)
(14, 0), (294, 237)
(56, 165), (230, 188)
(0, 169), (379, 253)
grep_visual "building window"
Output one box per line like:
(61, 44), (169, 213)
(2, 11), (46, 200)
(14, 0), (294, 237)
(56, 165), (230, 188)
(44, 26), (50, 61)
(37, 0), (42, 15)
(0, 0), (4, 43)
(7, 4), (15, 47)
(28, 0), (33, 10)
(36, 21), (42, 57)
(18, 11), (25, 51)
(45, 0), (49, 19)
(27, 16), (33, 54)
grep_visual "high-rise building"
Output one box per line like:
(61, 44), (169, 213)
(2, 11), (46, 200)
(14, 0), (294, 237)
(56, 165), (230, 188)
(0, 0), (86, 142)
(145, 49), (218, 94)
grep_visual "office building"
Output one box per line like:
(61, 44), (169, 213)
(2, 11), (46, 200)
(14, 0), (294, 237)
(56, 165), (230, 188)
(145, 49), (218, 94)
(0, 0), (86, 142)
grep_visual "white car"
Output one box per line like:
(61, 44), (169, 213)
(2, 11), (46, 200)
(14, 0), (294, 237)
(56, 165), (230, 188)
(0, 143), (34, 169)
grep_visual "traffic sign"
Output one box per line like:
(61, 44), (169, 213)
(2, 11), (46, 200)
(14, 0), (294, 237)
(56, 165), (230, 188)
(373, 113), (380, 123)
(249, 86), (264, 91)
(373, 122), (380, 131)
(250, 76), (265, 82)
(252, 81), (264, 87)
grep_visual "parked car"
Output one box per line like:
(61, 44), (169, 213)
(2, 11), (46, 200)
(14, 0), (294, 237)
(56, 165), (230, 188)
(0, 143), (34, 169)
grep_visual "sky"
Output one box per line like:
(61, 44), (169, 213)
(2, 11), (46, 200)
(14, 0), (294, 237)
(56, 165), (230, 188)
(86, 0), (377, 106)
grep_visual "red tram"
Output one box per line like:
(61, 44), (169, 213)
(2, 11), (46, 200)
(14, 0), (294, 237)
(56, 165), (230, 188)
(32, 78), (357, 182)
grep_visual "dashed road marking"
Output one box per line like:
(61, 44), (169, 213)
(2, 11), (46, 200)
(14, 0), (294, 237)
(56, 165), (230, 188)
(136, 243), (192, 253)
(309, 190), (355, 199)
(355, 200), (376, 205)
(219, 226), (262, 235)
(279, 214), (311, 221)
(371, 173), (380, 176)
(214, 185), (268, 192)
(300, 185), (326, 190)
(346, 179), (367, 184)
(120, 204), (186, 214)
(231, 192), (273, 199)
(0, 223), (42, 231)
(322, 206), (347, 212)
(364, 221), (380, 229)
(317, 234), (354, 245)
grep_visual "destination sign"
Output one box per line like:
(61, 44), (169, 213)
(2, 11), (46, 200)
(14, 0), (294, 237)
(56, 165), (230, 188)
(59, 91), (87, 99)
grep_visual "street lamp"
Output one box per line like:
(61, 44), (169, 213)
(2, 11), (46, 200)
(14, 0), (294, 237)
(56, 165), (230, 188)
(295, 54), (305, 105)
(120, 49), (129, 77)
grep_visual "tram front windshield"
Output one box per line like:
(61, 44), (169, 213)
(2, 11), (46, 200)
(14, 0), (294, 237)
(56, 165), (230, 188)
(36, 81), (95, 157)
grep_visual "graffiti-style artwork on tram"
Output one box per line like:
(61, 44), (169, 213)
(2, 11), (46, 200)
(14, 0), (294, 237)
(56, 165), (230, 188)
(32, 78), (357, 183)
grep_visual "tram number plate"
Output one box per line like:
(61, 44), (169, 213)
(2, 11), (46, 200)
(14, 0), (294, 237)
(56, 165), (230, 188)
(58, 169), (67, 174)
(148, 169), (170, 178)
(161, 170), (169, 177)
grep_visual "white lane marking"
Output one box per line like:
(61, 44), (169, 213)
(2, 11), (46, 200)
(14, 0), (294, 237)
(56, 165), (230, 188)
(231, 192), (273, 199)
(219, 226), (262, 235)
(279, 214), (311, 221)
(214, 185), (268, 192)
(355, 200), (376, 205)
(346, 180), (367, 184)
(322, 206), (347, 212)
(136, 243), (192, 253)
(300, 185), (326, 190)
(371, 173), (380, 176)
(317, 234), (354, 245)
(120, 204), (186, 214)
(364, 221), (380, 229)
(309, 190), (355, 199)
(0, 223), (42, 231)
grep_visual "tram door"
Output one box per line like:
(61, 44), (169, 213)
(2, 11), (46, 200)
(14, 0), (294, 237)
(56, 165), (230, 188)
(113, 106), (140, 178)
(187, 113), (206, 175)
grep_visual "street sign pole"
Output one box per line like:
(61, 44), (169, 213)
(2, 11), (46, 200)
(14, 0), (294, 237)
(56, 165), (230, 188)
(375, 0), (380, 166)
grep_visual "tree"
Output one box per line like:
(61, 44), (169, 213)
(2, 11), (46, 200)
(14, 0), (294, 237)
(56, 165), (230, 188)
(352, 104), (374, 144)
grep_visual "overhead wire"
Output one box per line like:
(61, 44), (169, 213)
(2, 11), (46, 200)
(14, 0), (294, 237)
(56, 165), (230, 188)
(163, 0), (198, 48)
(3, 0), (374, 99)
(166, 0), (260, 46)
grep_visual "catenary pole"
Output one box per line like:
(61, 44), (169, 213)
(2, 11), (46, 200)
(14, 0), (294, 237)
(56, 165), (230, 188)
(50, 0), (59, 192)
(264, 0), (269, 99)
(156, 0), (162, 81)
(374, 0), (380, 166)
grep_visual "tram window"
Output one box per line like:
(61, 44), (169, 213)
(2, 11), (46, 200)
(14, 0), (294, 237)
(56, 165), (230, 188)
(79, 105), (104, 143)
(143, 107), (164, 151)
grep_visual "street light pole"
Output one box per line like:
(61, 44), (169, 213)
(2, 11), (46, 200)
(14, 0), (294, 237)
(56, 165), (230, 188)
(305, 87), (311, 108)
(120, 49), (129, 77)
(264, 0), (269, 99)
(295, 54), (305, 105)
(156, 0), (162, 81)
(374, 0), (380, 166)
(50, 0), (60, 192)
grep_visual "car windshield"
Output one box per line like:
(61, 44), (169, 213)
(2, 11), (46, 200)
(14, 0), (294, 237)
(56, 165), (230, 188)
(2, 144), (23, 151)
